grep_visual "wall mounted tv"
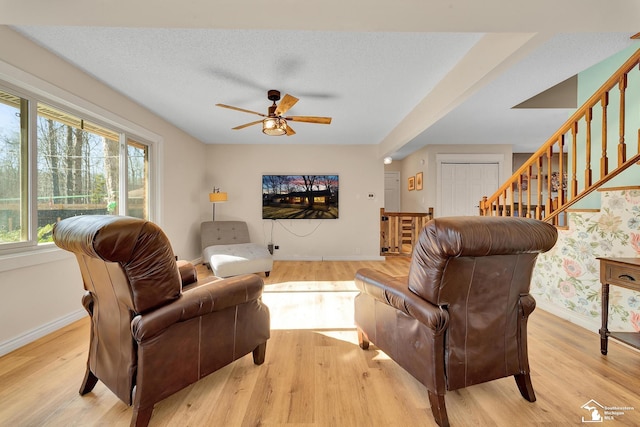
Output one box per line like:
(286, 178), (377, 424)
(262, 175), (339, 220)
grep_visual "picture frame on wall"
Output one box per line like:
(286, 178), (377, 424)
(408, 176), (415, 191)
(416, 172), (423, 190)
(262, 174), (339, 219)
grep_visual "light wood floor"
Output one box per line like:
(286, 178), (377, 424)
(1, 259), (640, 426)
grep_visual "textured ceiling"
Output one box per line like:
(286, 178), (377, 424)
(4, 0), (639, 158)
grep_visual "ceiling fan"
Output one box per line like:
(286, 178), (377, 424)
(216, 89), (332, 136)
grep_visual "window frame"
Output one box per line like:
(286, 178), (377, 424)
(0, 78), (160, 261)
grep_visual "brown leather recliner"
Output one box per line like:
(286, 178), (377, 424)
(53, 215), (270, 427)
(354, 217), (557, 427)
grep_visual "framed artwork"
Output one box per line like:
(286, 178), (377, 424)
(262, 174), (339, 219)
(416, 172), (423, 190)
(408, 176), (415, 191)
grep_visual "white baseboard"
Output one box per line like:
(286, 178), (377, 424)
(273, 255), (386, 261)
(0, 309), (87, 357)
(321, 255), (386, 261)
(535, 299), (599, 334)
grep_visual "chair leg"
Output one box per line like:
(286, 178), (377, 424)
(130, 385), (154, 427)
(357, 328), (370, 350)
(79, 367), (99, 395)
(253, 342), (267, 365)
(130, 405), (153, 427)
(514, 373), (536, 402)
(428, 391), (450, 427)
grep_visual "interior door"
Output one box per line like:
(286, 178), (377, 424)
(384, 171), (401, 212)
(440, 163), (499, 216)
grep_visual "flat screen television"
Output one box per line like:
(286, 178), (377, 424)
(262, 174), (339, 219)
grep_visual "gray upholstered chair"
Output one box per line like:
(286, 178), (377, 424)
(354, 216), (558, 427)
(201, 221), (273, 277)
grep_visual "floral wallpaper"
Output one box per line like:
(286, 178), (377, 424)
(532, 188), (640, 332)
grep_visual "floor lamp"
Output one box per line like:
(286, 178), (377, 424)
(209, 188), (228, 221)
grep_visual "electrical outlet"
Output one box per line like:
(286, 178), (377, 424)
(274, 245), (279, 250)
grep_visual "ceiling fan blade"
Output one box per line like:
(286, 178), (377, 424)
(275, 94), (299, 116)
(286, 116), (332, 125)
(232, 120), (263, 130)
(285, 123), (296, 136)
(216, 103), (266, 117)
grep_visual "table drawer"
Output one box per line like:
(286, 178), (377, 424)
(605, 264), (640, 290)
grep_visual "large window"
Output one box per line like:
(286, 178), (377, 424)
(0, 86), (153, 250)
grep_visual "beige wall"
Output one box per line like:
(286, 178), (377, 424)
(206, 144), (384, 260)
(0, 26), (211, 353)
(0, 27), (386, 353)
(398, 144), (513, 214)
(0, 26), (514, 355)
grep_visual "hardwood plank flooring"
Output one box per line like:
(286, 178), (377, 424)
(1, 258), (639, 426)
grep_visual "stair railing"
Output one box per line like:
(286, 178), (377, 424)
(480, 47), (640, 225)
(380, 207), (433, 256)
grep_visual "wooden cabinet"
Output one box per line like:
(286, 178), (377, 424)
(598, 257), (640, 354)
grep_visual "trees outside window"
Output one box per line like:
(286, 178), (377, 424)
(0, 87), (152, 248)
(0, 91), (26, 243)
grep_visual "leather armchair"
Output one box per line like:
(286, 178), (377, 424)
(53, 215), (270, 427)
(354, 217), (557, 427)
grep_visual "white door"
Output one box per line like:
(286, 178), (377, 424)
(384, 171), (401, 212)
(440, 163), (499, 216)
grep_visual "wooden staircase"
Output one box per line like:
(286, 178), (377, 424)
(478, 45), (640, 337)
(480, 47), (640, 224)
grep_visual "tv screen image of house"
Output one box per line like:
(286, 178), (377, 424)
(262, 175), (339, 219)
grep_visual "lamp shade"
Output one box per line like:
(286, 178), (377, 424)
(209, 192), (228, 202)
(262, 117), (287, 136)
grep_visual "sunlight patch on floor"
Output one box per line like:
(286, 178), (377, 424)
(264, 280), (357, 292)
(371, 351), (391, 361)
(262, 280), (358, 331)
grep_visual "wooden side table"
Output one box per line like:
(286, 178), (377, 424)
(598, 257), (640, 355)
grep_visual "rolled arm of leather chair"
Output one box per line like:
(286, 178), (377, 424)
(131, 273), (265, 341)
(176, 260), (198, 286)
(81, 291), (94, 316)
(520, 293), (536, 317)
(355, 268), (449, 332)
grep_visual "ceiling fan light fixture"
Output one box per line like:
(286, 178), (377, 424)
(262, 117), (287, 136)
